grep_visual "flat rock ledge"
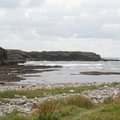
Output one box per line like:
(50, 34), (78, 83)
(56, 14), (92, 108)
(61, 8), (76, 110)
(0, 82), (120, 116)
(80, 71), (120, 75)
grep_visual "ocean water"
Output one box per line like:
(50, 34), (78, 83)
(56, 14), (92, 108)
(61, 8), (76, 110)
(18, 60), (120, 84)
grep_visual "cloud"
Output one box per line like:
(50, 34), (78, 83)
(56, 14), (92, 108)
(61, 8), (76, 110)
(0, 0), (20, 8)
(81, 0), (120, 9)
(0, 0), (120, 57)
(21, 0), (45, 8)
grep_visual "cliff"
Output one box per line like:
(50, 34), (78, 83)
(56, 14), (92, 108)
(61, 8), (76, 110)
(0, 47), (7, 65)
(7, 49), (102, 61)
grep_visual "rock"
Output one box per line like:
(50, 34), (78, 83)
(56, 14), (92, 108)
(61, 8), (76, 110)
(32, 101), (38, 109)
(0, 82), (120, 116)
(23, 108), (31, 113)
(80, 71), (120, 75)
(46, 85), (52, 89)
(0, 82), (5, 85)
(14, 95), (21, 98)
(0, 47), (7, 65)
(22, 96), (27, 100)
(114, 90), (118, 95)
(43, 92), (48, 97)
(0, 101), (2, 105)
(17, 99), (27, 105)
(97, 95), (102, 100)
(0, 112), (3, 116)
(69, 90), (75, 93)
(104, 86), (108, 88)
(7, 50), (102, 61)
(34, 97), (38, 101)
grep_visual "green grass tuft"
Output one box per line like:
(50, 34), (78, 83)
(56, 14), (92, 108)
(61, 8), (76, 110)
(0, 110), (29, 120)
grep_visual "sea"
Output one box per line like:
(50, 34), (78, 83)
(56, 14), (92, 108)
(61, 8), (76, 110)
(18, 59), (120, 84)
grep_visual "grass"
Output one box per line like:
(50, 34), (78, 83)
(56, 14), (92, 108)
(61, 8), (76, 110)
(0, 85), (97, 98)
(0, 96), (94, 120)
(0, 82), (120, 120)
(0, 97), (9, 103)
(1, 82), (119, 99)
(0, 110), (29, 120)
(77, 96), (120, 120)
(1, 95), (120, 120)
(31, 95), (94, 120)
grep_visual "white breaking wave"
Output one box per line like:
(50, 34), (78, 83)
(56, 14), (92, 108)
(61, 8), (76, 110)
(21, 61), (105, 68)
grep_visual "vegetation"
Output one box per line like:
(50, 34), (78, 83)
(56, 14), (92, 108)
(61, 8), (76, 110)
(0, 95), (120, 120)
(6, 49), (25, 54)
(78, 96), (120, 120)
(31, 96), (94, 120)
(0, 98), (9, 103)
(1, 83), (119, 99)
(0, 110), (29, 120)
(6, 49), (101, 61)
(0, 82), (120, 120)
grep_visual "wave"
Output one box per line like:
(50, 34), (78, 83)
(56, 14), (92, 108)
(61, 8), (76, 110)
(22, 61), (105, 68)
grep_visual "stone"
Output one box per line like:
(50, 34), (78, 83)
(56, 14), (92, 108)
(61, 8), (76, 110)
(14, 95), (21, 98)
(22, 96), (27, 100)
(32, 101), (38, 109)
(23, 108), (31, 112)
(104, 86), (108, 88)
(34, 97), (38, 100)
(69, 90), (75, 93)
(46, 85), (52, 89)
(0, 82), (119, 116)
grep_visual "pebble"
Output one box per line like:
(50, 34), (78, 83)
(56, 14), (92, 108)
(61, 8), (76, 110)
(0, 82), (120, 116)
(69, 90), (75, 93)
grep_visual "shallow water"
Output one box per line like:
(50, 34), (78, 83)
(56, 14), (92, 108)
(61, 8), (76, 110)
(18, 60), (120, 84)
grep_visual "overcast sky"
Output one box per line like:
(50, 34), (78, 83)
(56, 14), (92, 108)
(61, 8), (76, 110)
(0, 0), (120, 57)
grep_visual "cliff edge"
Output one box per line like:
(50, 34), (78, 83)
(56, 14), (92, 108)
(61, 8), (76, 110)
(7, 50), (102, 61)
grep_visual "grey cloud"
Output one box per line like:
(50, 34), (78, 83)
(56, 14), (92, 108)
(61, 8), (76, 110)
(1, 4), (120, 40)
(0, 0), (20, 8)
(0, 0), (45, 8)
(27, 0), (45, 7)
(0, 0), (120, 57)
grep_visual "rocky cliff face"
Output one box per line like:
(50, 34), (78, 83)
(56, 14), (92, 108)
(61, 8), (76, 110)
(7, 50), (102, 61)
(0, 47), (7, 65)
(28, 51), (101, 61)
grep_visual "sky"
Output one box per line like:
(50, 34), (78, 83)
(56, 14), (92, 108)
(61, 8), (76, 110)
(0, 0), (120, 57)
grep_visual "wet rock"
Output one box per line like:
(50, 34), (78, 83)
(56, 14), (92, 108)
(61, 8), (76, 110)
(80, 71), (120, 75)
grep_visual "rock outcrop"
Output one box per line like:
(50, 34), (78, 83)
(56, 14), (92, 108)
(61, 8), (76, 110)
(7, 50), (102, 61)
(0, 47), (25, 65)
(0, 47), (7, 65)
(80, 71), (120, 75)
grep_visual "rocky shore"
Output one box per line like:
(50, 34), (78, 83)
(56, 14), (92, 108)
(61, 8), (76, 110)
(0, 64), (61, 82)
(0, 82), (120, 116)
(0, 47), (120, 117)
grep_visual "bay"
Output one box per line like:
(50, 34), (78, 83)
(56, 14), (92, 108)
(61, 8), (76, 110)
(18, 60), (120, 84)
